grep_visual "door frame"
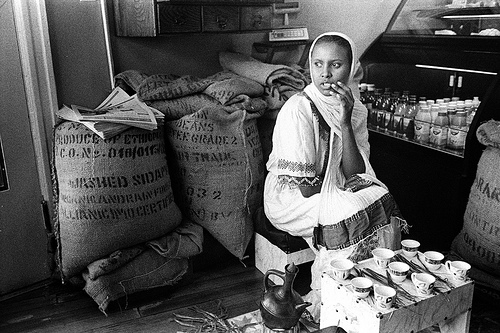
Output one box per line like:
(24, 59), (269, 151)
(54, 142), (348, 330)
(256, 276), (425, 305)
(12, 0), (58, 210)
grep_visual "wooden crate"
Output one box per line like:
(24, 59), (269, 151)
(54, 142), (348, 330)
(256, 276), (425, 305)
(254, 232), (315, 284)
(320, 251), (474, 333)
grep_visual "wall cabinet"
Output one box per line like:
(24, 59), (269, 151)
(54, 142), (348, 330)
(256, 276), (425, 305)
(113, 0), (277, 37)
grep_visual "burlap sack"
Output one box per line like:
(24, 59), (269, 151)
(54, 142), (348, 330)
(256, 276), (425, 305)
(165, 106), (265, 259)
(451, 120), (500, 278)
(53, 122), (182, 279)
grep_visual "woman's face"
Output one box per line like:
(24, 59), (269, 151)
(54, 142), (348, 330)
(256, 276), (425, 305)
(311, 42), (351, 97)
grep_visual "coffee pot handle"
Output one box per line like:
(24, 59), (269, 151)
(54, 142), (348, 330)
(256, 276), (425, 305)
(264, 269), (285, 291)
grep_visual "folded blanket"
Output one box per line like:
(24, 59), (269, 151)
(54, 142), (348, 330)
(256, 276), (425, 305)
(219, 51), (307, 90)
(82, 219), (204, 313)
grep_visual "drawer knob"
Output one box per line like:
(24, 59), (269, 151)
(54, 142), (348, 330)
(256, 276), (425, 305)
(252, 14), (263, 27)
(173, 15), (187, 26)
(216, 16), (228, 30)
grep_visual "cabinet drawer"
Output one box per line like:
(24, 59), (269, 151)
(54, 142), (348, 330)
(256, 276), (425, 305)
(157, 4), (202, 34)
(202, 6), (239, 32)
(113, 0), (156, 37)
(240, 6), (272, 31)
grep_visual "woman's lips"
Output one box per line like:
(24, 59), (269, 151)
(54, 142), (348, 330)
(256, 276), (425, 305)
(321, 82), (332, 89)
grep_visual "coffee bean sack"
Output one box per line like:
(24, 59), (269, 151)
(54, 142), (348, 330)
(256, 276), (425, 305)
(451, 120), (500, 280)
(165, 107), (265, 259)
(53, 122), (182, 279)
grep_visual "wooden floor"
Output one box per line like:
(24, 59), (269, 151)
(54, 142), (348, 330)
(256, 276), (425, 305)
(1, 256), (499, 333)
(0, 257), (280, 333)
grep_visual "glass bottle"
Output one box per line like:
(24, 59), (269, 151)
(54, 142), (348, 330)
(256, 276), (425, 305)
(447, 102), (457, 121)
(430, 104), (440, 123)
(365, 84), (376, 128)
(467, 97), (480, 127)
(373, 89), (384, 130)
(380, 91), (392, 132)
(403, 96), (418, 140)
(414, 101), (432, 144)
(387, 92), (400, 134)
(447, 109), (467, 152)
(430, 110), (449, 148)
(393, 97), (407, 137)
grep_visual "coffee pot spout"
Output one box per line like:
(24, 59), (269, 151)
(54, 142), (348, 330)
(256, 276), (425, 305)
(295, 301), (312, 314)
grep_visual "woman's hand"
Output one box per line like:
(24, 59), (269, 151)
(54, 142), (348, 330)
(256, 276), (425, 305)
(330, 81), (354, 126)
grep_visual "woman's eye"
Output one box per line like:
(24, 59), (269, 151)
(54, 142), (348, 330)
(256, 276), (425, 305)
(331, 63), (341, 69)
(314, 61), (322, 68)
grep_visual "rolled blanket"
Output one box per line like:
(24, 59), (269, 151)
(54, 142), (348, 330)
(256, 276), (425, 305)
(219, 51), (307, 90)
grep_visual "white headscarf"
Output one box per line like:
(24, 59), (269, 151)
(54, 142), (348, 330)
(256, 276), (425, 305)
(303, 32), (371, 179)
(303, 32), (363, 138)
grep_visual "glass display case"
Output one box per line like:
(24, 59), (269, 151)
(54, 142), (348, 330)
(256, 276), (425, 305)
(389, 0), (500, 37)
(359, 0), (500, 251)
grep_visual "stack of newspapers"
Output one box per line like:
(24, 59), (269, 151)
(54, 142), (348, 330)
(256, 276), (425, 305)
(56, 87), (164, 139)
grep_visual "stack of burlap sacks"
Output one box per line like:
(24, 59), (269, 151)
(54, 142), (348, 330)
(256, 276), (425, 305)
(450, 120), (500, 293)
(52, 52), (308, 314)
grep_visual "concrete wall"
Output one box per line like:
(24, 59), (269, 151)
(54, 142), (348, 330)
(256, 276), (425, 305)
(297, 0), (400, 57)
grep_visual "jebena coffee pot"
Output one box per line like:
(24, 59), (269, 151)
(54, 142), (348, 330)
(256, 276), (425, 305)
(260, 263), (311, 330)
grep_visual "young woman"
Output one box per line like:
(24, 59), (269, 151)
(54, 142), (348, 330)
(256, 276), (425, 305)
(263, 32), (406, 321)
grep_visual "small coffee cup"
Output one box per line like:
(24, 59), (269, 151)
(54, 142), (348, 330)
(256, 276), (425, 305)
(373, 285), (396, 310)
(388, 261), (410, 284)
(350, 277), (373, 299)
(423, 251), (444, 271)
(401, 239), (420, 258)
(445, 260), (471, 281)
(411, 272), (435, 296)
(371, 248), (395, 269)
(330, 258), (354, 282)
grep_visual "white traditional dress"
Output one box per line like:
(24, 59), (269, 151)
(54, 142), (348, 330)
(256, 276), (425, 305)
(263, 32), (407, 320)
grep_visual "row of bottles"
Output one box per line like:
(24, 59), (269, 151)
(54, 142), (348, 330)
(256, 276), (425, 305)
(359, 83), (480, 153)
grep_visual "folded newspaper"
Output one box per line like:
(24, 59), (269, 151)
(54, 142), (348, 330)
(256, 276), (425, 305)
(56, 87), (164, 139)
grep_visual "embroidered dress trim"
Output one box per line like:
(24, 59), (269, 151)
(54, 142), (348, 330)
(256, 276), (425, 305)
(277, 174), (323, 188)
(277, 158), (315, 174)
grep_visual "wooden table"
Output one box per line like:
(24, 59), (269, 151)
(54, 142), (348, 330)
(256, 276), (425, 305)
(320, 251), (474, 333)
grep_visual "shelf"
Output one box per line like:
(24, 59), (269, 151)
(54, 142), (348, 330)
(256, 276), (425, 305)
(415, 6), (500, 19)
(368, 127), (465, 158)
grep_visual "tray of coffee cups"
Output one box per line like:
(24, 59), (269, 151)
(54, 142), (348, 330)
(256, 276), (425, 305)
(321, 239), (475, 332)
